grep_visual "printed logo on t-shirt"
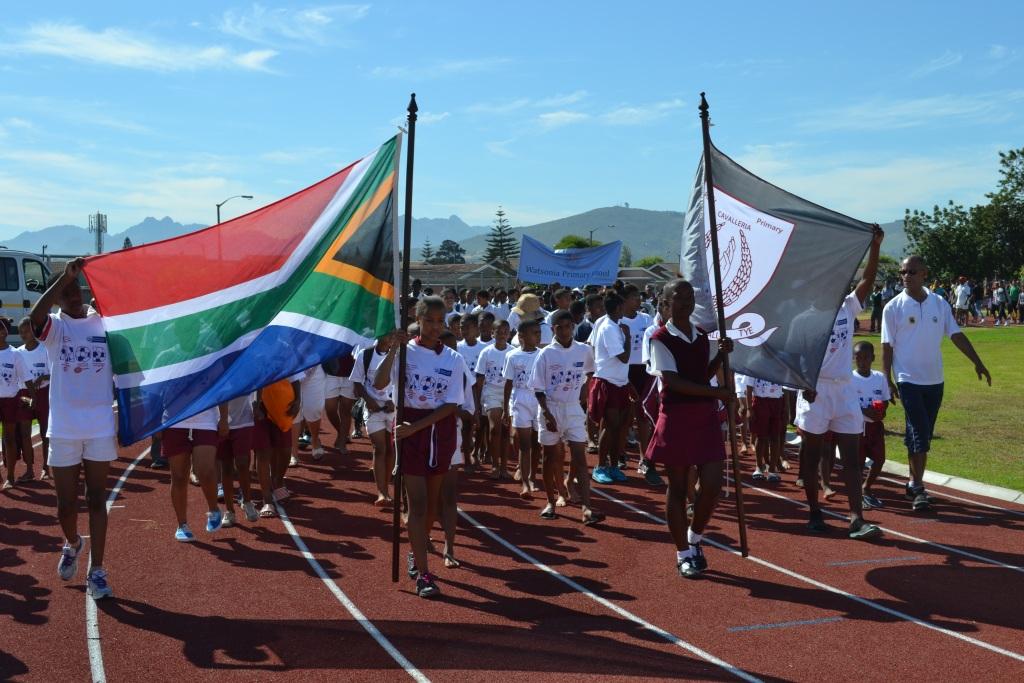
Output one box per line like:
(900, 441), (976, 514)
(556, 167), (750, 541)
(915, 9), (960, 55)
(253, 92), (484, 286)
(59, 337), (108, 374)
(0, 363), (14, 386)
(437, 367), (452, 377)
(548, 363), (584, 395)
(406, 365), (451, 406)
(484, 361), (503, 384)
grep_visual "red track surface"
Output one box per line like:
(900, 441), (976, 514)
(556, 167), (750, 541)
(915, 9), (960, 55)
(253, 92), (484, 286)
(4, 427), (1024, 682)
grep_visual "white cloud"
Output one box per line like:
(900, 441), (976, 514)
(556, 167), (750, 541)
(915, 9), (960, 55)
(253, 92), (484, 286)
(799, 92), (1024, 132)
(5, 117), (32, 129)
(733, 144), (1001, 222)
(537, 110), (589, 129)
(369, 57), (511, 80)
(485, 139), (516, 158)
(601, 98), (685, 125)
(0, 149), (96, 174)
(467, 91), (586, 115)
(911, 50), (963, 78)
(219, 4), (370, 46)
(5, 22), (279, 72)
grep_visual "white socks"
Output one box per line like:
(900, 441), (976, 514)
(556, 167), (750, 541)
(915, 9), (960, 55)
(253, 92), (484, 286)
(688, 529), (703, 545)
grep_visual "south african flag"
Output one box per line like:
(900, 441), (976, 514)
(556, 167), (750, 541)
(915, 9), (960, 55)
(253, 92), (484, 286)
(85, 136), (401, 444)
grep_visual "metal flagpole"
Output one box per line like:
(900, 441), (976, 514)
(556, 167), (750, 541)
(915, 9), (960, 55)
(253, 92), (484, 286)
(698, 92), (749, 557)
(392, 93), (418, 582)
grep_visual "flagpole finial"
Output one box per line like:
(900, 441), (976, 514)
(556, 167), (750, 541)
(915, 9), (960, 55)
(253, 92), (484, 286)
(407, 93), (418, 117)
(699, 92), (709, 118)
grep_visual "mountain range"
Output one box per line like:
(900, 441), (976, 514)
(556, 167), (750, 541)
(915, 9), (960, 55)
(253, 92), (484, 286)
(4, 209), (908, 261)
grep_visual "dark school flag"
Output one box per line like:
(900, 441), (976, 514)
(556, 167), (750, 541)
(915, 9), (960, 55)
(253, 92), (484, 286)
(681, 104), (875, 392)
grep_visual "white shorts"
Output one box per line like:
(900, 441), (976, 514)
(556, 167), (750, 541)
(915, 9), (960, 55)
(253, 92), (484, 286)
(795, 379), (864, 435)
(364, 409), (395, 435)
(538, 400), (587, 447)
(300, 367), (326, 422)
(48, 436), (118, 468)
(510, 398), (540, 431)
(325, 376), (356, 400)
(481, 385), (505, 413)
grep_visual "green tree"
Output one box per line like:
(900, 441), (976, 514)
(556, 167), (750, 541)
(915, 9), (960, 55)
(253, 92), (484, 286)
(636, 255), (662, 268)
(619, 244), (633, 267)
(122, 237), (133, 250)
(905, 147), (1024, 279)
(434, 239), (466, 264)
(554, 234), (598, 250)
(483, 207), (520, 264)
(420, 239), (435, 263)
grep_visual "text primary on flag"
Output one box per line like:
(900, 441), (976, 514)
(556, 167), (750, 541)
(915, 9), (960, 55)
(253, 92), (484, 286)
(83, 136), (402, 444)
(679, 142), (873, 390)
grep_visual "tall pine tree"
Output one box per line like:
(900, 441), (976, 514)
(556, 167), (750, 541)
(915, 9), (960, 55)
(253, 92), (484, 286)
(483, 207), (520, 264)
(421, 239), (435, 264)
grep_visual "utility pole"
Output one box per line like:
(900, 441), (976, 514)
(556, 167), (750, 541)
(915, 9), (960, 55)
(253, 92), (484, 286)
(88, 213), (107, 254)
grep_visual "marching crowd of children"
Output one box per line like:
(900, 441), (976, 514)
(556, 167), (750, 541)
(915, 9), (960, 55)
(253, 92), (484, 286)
(7, 225), (995, 601)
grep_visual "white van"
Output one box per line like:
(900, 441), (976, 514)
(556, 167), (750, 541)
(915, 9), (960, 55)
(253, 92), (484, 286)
(0, 248), (52, 333)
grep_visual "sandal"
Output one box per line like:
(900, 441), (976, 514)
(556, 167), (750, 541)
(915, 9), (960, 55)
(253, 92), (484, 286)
(443, 552), (460, 568)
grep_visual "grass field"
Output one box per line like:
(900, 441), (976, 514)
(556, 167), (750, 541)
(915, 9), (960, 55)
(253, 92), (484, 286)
(852, 323), (1024, 493)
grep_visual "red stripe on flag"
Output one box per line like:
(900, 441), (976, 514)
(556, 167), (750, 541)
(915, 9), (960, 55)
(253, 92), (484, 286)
(84, 160), (360, 317)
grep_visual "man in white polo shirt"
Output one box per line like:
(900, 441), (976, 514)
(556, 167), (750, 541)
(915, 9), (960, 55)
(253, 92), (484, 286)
(30, 258), (116, 600)
(881, 255), (991, 511)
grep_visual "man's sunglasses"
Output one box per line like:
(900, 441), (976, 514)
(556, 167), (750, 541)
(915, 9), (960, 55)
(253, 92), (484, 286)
(899, 269), (919, 276)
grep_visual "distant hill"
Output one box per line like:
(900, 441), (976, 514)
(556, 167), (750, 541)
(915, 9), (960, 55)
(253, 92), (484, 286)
(3, 209), (909, 262)
(460, 206), (686, 262)
(459, 208), (909, 262)
(404, 215), (487, 249)
(1, 216), (207, 255)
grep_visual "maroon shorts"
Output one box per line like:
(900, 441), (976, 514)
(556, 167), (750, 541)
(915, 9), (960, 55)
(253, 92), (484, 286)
(750, 396), (784, 437)
(32, 386), (49, 427)
(163, 427), (219, 457)
(628, 364), (654, 399)
(859, 420), (885, 465)
(587, 378), (632, 421)
(400, 407), (457, 477)
(0, 394), (33, 424)
(217, 426), (254, 461)
(646, 400), (726, 467)
(252, 418), (291, 451)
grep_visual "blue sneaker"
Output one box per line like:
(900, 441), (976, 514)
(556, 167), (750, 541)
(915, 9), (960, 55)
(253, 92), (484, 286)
(591, 466), (613, 485)
(175, 524), (196, 542)
(609, 466), (628, 483)
(206, 509), (223, 533)
(87, 567), (113, 600)
(58, 536), (84, 581)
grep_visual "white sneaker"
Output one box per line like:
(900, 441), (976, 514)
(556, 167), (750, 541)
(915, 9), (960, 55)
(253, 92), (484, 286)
(222, 511), (236, 528)
(58, 536), (84, 581)
(289, 455), (299, 467)
(311, 447), (324, 461)
(242, 500), (258, 522)
(87, 567), (113, 600)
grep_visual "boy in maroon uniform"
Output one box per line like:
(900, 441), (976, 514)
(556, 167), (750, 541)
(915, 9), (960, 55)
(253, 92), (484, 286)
(646, 280), (733, 578)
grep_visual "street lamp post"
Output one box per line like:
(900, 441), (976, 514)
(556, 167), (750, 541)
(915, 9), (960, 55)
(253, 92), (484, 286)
(216, 195), (253, 224)
(588, 227), (600, 246)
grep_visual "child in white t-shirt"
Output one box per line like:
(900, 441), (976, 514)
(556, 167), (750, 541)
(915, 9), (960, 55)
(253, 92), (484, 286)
(852, 341), (891, 509)
(476, 320), (512, 480)
(0, 322), (32, 487)
(456, 313), (485, 467)
(350, 335), (397, 507)
(530, 310), (602, 525)
(503, 319), (542, 498)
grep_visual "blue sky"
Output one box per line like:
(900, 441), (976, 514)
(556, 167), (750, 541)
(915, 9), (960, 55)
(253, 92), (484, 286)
(1, 1), (1022, 241)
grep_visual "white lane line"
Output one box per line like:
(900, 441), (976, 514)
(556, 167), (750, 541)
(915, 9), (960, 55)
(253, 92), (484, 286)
(458, 508), (762, 683)
(877, 476), (1024, 518)
(591, 486), (1024, 663)
(87, 447), (151, 683)
(274, 503), (429, 683)
(733, 477), (1024, 573)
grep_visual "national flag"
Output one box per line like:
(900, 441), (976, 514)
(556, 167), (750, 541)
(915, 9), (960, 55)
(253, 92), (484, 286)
(680, 142), (873, 389)
(84, 136), (401, 444)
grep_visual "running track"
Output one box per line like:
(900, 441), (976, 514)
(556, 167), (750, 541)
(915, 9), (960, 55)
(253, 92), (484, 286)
(3, 427), (1023, 682)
